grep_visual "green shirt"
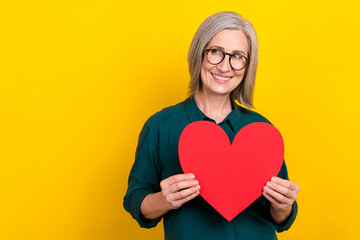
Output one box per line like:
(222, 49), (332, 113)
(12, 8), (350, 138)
(123, 97), (298, 240)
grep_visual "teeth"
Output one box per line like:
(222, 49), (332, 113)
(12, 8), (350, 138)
(212, 73), (231, 81)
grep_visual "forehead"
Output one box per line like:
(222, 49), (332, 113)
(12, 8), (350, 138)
(207, 29), (248, 54)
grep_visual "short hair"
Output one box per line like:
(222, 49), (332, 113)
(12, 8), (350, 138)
(188, 11), (258, 109)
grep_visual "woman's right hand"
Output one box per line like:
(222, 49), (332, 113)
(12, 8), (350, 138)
(160, 173), (200, 210)
(140, 173), (200, 219)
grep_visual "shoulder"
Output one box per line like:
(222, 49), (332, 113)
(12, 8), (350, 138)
(234, 103), (272, 125)
(143, 100), (186, 128)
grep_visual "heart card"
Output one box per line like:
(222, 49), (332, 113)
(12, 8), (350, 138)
(178, 121), (284, 221)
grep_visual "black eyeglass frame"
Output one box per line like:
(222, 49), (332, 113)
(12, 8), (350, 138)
(204, 48), (249, 70)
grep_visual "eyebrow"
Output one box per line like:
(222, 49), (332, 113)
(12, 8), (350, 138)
(207, 45), (247, 55)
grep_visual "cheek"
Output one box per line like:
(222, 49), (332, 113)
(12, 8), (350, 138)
(200, 63), (210, 81)
(200, 68), (205, 85)
(201, 61), (216, 77)
(233, 72), (245, 87)
(236, 70), (245, 81)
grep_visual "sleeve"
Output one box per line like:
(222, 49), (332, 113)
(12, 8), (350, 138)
(274, 160), (298, 233)
(123, 122), (162, 228)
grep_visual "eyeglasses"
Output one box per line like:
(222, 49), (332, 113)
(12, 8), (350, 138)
(204, 48), (249, 70)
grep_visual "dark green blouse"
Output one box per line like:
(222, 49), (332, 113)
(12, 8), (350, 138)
(123, 97), (298, 240)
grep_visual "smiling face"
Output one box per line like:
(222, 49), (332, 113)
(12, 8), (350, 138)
(200, 29), (249, 97)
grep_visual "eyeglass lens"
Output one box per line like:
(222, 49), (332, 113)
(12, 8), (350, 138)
(206, 49), (247, 70)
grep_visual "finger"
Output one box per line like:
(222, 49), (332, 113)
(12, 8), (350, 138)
(167, 179), (199, 194)
(263, 192), (281, 208)
(263, 185), (292, 205)
(161, 173), (195, 189)
(271, 177), (298, 191)
(171, 185), (201, 201)
(266, 181), (293, 198)
(175, 189), (200, 207)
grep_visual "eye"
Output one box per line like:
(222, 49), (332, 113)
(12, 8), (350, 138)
(233, 53), (245, 59)
(209, 49), (221, 54)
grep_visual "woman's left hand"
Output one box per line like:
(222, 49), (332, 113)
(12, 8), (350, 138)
(263, 177), (299, 224)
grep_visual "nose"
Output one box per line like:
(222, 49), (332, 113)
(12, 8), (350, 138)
(217, 55), (232, 72)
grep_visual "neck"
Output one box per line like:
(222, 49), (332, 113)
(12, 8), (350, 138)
(194, 91), (233, 124)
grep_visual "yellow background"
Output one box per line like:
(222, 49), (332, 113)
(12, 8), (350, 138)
(1, 0), (359, 239)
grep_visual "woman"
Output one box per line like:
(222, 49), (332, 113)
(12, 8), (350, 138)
(124, 11), (299, 240)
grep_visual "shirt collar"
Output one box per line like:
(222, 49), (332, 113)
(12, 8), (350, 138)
(184, 96), (240, 133)
(184, 96), (208, 123)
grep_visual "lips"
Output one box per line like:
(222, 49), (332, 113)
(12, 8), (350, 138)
(211, 72), (232, 82)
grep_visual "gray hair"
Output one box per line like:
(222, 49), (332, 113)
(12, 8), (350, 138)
(188, 11), (258, 109)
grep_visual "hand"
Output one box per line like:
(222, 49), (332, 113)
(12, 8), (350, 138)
(263, 177), (299, 223)
(160, 173), (200, 210)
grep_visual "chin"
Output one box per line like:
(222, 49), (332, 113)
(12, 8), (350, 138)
(209, 83), (240, 96)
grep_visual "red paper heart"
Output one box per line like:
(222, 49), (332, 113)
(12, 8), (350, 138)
(178, 121), (284, 221)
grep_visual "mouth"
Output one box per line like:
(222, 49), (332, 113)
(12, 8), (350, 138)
(211, 72), (232, 83)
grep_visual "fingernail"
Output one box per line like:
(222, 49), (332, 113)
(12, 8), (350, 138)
(271, 177), (277, 182)
(194, 180), (199, 185)
(191, 174), (195, 179)
(266, 182), (272, 187)
(197, 185), (200, 189)
(264, 186), (269, 191)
